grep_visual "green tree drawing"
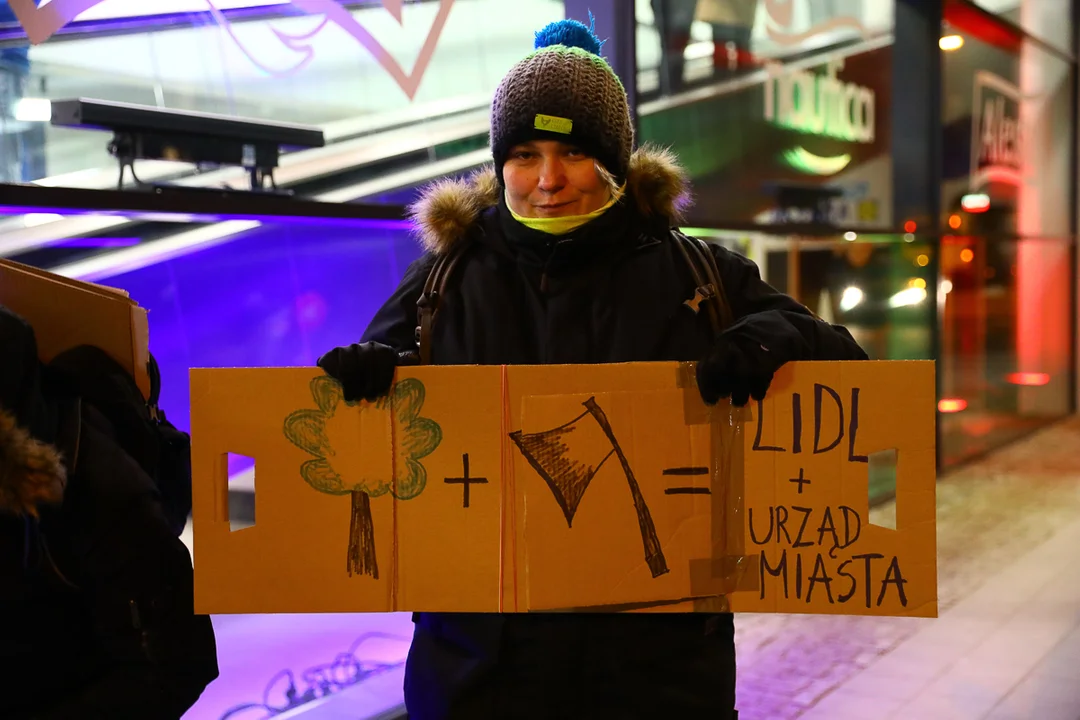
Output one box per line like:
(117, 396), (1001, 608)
(284, 376), (442, 578)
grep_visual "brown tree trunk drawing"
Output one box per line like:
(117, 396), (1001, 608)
(286, 377), (442, 582)
(347, 491), (378, 579)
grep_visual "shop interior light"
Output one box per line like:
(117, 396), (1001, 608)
(961, 193), (991, 212)
(939, 35), (964, 51)
(839, 286), (864, 312)
(14, 98), (52, 123)
(889, 286), (928, 308)
(1006, 372), (1051, 386)
(938, 398), (968, 413)
(843, 231), (857, 241)
(948, 214), (962, 229)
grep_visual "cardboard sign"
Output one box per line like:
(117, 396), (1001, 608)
(0, 258), (151, 399)
(190, 360), (937, 618)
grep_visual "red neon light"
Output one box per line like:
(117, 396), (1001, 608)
(1006, 372), (1051, 386)
(944, 0), (1022, 54)
(938, 398), (968, 413)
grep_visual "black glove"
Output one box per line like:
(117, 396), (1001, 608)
(696, 331), (780, 408)
(317, 341), (404, 403)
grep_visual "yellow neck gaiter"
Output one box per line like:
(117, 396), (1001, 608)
(507, 187), (624, 235)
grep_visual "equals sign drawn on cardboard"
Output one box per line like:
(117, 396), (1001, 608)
(663, 467), (711, 494)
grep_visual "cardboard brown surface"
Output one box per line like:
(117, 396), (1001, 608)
(727, 359), (937, 617)
(0, 259), (151, 398)
(191, 361), (937, 618)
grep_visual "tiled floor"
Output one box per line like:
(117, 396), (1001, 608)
(799, 517), (1080, 719)
(736, 417), (1080, 720)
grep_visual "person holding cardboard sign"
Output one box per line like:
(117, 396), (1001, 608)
(317, 17), (867, 720)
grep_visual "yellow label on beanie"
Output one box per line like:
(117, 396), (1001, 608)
(534, 114), (573, 134)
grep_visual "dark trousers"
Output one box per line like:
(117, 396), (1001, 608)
(404, 612), (737, 719)
(651, 0), (698, 95)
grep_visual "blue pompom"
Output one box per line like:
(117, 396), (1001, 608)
(534, 13), (605, 55)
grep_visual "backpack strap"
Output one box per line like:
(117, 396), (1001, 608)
(146, 353), (164, 422)
(413, 232), (733, 364)
(672, 232), (734, 336)
(414, 239), (473, 365)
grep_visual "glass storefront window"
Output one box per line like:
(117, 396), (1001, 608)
(637, 0), (894, 97)
(682, 228), (937, 367)
(636, 0), (896, 231)
(936, 233), (1074, 466)
(941, 13), (1074, 238)
(939, 4), (1076, 466)
(0, 0), (563, 186)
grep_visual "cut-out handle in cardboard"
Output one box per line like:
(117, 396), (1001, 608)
(868, 448), (898, 529)
(214, 452), (230, 525)
(223, 452), (256, 531)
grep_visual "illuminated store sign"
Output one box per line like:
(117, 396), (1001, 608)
(970, 71), (1022, 189)
(979, 96), (1020, 167)
(781, 146), (852, 175)
(764, 58), (876, 144)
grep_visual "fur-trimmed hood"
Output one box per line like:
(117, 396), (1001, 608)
(0, 409), (65, 517)
(407, 144), (692, 255)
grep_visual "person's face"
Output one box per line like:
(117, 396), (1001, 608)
(503, 140), (610, 218)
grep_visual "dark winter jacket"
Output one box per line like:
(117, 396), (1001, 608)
(358, 147), (868, 719)
(0, 307), (219, 720)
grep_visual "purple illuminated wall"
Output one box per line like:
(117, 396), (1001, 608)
(96, 221), (424, 437)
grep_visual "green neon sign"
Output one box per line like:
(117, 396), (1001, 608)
(781, 146), (852, 175)
(764, 58), (876, 144)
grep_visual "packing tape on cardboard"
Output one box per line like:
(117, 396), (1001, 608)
(677, 362), (760, 598)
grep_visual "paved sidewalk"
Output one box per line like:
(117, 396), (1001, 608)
(734, 418), (1080, 720)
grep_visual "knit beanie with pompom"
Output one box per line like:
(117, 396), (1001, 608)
(489, 16), (634, 185)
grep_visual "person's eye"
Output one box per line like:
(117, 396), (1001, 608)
(565, 148), (586, 158)
(513, 151), (533, 160)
